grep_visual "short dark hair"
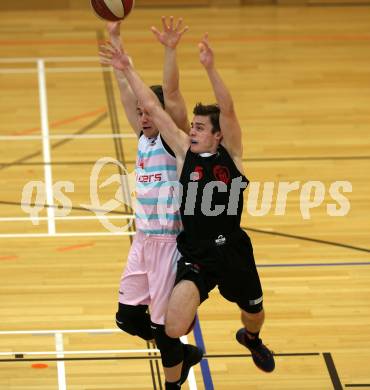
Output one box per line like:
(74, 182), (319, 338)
(193, 103), (220, 133)
(150, 85), (165, 109)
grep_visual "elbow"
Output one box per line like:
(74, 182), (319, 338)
(163, 86), (178, 98)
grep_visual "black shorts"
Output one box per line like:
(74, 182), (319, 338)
(175, 229), (263, 313)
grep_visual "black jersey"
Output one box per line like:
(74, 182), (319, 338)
(179, 145), (249, 240)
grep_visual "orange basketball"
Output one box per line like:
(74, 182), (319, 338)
(90, 0), (135, 22)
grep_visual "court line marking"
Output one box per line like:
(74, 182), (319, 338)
(0, 329), (158, 356)
(0, 328), (364, 390)
(0, 330), (196, 390)
(55, 333), (66, 390)
(244, 227), (370, 254)
(0, 352), (324, 361)
(323, 352), (343, 390)
(0, 349), (160, 357)
(0, 112), (108, 173)
(207, 352), (320, 357)
(0, 255), (18, 260)
(0, 230), (369, 260)
(57, 242), (94, 252)
(38, 59), (55, 235)
(0, 134), (136, 141)
(181, 335), (198, 390)
(193, 316), (214, 390)
(13, 106), (107, 136)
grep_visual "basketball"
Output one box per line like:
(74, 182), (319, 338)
(90, 0), (135, 22)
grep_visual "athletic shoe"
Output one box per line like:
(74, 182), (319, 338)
(180, 344), (204, 384)
(236, 328), (275, 372)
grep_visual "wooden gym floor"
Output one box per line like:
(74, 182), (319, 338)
(0, 4), (369, 390)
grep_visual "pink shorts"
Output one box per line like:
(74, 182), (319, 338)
(119, 230), (181, 325)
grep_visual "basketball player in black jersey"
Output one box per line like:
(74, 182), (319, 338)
(102, 31), (275, 375)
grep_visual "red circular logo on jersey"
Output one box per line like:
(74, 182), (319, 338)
(213, 165), (230, 184)
(190, 166), (204, 181)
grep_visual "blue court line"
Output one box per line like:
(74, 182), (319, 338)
(193, 315), (214, 390)
(257, 261), (370, 268)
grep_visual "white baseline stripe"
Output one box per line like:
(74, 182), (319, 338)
(0, 348), (160, 357)
(0, 134), (136, 141)
(0, 328), (159, 356)
(0, 232), (136, 238)
(181, 336), (198, 390)
(0, 328), (198, 387)
(38, 59), (55, 235)
(55, 333), (67, 390)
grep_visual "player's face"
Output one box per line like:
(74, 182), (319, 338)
(137, 103), (159, 138)
(189, 115), (222, 154)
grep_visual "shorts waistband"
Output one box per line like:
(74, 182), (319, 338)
(136, 230), (178, 242)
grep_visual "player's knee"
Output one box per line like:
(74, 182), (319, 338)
(243, 307), (265, 324)
(152, 323), (184, 367)
(165, 280), (200, 338)
(115, 303), (151, 339)
(165, 320), (188, 339)
(164, 324), (181, 339)
(165, 305), (193, 338)
(115, 303), (141, 335)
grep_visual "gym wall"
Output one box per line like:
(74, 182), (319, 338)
(0, 0), (240, 11)
(0, 0), (368, 10)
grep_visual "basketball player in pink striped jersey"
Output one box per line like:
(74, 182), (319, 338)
(102, 31), (275, 376)
(102, 18), (203, 389)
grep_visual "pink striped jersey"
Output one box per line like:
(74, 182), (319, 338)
(135, 134), (182, 235)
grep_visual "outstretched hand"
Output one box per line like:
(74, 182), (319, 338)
(151, 16), (189, 49)
(199, 33), (214, 69)
(99, 41), (132, 72)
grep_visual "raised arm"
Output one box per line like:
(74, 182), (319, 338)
(151, 16), (190, 133)
(99, 42), (189, 159)
(199, 34), (243, 161)
(105, 22), (140, 136)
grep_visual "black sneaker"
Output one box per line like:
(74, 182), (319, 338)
(180, 344), (204, 384)
(236, 328), (275, 372)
